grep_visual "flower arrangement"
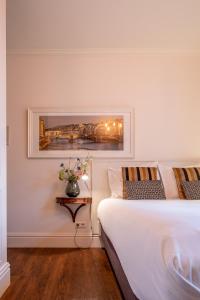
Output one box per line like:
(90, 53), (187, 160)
(59, 158), (89, 183)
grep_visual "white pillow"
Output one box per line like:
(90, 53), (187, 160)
(108, 162), (158, 198)
(158, 162), (200, 199)
(107, 168), (122, 198)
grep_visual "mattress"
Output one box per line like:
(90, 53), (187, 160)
(98, 198), (200, 300)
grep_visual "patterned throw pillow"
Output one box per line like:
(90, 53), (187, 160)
(125, 180), (166, 200)
(182, 181), (200, 200)
(121, 167), (159, 199)
(173, 167), (200, 199)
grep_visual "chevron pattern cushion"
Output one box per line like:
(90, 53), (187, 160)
(125, 180), (166, 200)
(173, 167), (200, 199)
(182, 181), (200, 200)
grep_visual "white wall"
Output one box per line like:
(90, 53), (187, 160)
(7, 51), (200, 247)
(0, 0), (10, 296)
(6, 0), (200, 50)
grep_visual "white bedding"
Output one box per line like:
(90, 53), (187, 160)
(98, 198), (200, 300)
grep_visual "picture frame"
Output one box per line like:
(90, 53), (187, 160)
(28, 107), (134, 158)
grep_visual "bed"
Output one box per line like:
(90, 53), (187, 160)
(98, 198), (200, 300)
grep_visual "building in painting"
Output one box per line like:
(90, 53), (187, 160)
(39, 119), (45, 138)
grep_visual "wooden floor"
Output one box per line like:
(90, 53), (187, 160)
(1, 248), (123, 300)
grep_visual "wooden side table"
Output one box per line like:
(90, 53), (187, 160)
(56, 197), (92, 222)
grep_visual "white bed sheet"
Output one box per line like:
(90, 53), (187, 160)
(98, 198), (200, 300)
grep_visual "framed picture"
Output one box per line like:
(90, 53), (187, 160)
(28, 108), (134, 158)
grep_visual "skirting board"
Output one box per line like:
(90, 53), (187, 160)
(0, 262), (10, 298)
(8, 233), (102, 248)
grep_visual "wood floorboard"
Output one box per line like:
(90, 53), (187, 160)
(1, 248), (123, 300)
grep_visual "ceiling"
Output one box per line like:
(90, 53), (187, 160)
(6, 0), (200, 50)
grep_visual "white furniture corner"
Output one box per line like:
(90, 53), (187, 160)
(0, 0), (10, 296)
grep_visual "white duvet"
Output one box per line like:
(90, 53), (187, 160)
(98, 198), (200, 300)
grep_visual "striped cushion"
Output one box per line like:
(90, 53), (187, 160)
(173, 167), (200, 199)
(122, 167), (159, 199)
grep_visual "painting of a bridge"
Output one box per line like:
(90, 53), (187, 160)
(39, 115), (124, 151)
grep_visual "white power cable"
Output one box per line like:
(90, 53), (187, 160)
(74, 159), (94, 248)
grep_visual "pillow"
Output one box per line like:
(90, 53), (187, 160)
(108, 162), (158, 198)
(107, 167), (123, 198)
(158, 162), (200, 199)
(125, 180), (166, 200)
(122, 166), (160, 199)
(182, 181), (200, 200)
(173, 167), (200, 199)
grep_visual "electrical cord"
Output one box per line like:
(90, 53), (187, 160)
(74, 190), (94, 248)
(73, 158), (94, 249)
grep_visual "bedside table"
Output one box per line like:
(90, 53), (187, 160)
(56, 197), (92, 222)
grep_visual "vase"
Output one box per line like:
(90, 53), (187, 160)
(65, 181), (80, 198)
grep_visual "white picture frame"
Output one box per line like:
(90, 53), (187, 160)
(28, 107), (134, 158)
